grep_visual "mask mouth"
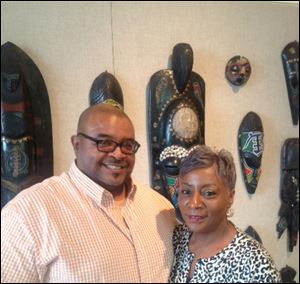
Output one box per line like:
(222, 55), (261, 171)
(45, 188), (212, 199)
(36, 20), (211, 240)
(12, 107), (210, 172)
(247, 181), (258, 194)
(162, 155), (182, 178)
(291, 77), (298, 90)
(235, 77), (245, 85)
(244, 152), (261, 169)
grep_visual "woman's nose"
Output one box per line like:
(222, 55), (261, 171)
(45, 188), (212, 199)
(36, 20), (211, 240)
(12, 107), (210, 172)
(190, 192), (202, 208)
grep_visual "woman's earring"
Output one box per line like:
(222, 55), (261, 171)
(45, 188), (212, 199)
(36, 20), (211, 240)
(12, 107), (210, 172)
(226, 207), (234, 218)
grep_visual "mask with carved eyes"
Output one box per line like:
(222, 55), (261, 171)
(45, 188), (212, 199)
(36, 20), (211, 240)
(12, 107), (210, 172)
(238, 111), (264, 194)
(225, 55), (251, 86)
(281, 41), (299, 126)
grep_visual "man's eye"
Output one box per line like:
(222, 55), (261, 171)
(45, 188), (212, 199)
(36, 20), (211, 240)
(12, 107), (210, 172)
(99, 139), (114, 147)
(122, 141), (134, 149)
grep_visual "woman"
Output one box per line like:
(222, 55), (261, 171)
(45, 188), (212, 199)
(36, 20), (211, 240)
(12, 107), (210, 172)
(169, 145), (281, 283)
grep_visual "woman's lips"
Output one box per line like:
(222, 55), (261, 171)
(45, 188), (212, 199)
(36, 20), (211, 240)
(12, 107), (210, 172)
(188, 215), (206, 223)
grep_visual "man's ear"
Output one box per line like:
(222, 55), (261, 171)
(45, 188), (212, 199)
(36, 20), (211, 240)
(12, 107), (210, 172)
(71, 135), (79, 152)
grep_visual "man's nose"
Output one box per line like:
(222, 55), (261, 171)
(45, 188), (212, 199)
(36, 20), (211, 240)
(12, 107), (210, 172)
(111, 144), (126, 157)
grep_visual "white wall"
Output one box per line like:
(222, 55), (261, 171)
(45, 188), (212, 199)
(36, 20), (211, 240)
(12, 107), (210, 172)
(1, 1), (299, 281)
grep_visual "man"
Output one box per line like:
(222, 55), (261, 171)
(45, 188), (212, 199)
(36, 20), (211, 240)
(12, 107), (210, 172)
(1, 103), (177, 283)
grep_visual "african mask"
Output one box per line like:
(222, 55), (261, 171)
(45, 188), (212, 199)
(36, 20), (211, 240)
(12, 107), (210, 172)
(276, 138), (299, 252)
(225, 55), (251, 86)
(281, 41), (299, 125)
(245, 225), (262, 244)
(1, 42), (53, 209)
(89, 71), (124, 109)
(148, 43), (205, 219)
(238, 112), (264, 194)
(280, 266), (297, 283)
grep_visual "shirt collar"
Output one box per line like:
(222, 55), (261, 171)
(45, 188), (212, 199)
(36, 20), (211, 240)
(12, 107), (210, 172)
(68, 161), (137, 207)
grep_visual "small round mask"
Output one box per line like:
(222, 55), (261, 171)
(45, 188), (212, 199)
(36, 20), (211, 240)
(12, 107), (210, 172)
(225, 56), (251, 86)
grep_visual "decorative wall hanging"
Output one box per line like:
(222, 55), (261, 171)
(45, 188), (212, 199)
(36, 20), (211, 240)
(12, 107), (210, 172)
(1, 42), (53, 209)
(281, 41), (299, 125)
(225, 55), (251, 86)
(276, 138), (299, 252)
(280, 265), (297, 283)
(147, 43), (205, 219)
(245, 225), (262, 244)
(238, 111), (264, 194)
(89, 71), (124, 109)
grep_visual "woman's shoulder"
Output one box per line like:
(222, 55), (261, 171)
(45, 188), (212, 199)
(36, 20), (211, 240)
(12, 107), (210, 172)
(236, 228), (279, 267)
(235, 227), (270, 253)
(226, 225), (281, 282)
(172, 223), (190, 246)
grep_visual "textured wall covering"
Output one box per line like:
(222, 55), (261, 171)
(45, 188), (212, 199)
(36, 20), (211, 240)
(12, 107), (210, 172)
(1, 1), (299, 281)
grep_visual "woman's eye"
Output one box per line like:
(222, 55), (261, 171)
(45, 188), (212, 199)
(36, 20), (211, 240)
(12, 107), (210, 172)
(203, 191), (216, 197)
(181, 189), (190, 195)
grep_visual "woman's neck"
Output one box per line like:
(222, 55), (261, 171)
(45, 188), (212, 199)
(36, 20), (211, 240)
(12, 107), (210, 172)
(189, 221), (236, 259)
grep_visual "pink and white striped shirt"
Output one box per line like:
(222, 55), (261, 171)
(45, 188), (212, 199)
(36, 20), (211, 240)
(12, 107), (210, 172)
(1, 162), (177, 283)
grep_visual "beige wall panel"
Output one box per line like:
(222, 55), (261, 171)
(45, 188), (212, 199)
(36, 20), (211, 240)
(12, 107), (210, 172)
(2, 1), (299, 281)
(1, 1), (113, 174)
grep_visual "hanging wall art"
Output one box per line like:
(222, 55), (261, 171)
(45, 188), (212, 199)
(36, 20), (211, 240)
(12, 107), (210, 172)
(89, 71), (124, 109)
(281, 41), (299, 125)
(1, 42), (53, 209)
(225, 55), (251, 86)
(147, 43), (205, 219)
(276, 138), (299, 252)
(238, 111), (264, 194)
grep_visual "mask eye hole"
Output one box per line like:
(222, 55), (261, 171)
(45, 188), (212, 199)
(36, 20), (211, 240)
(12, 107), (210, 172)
(244, 153), (260, 168)
(230, 65), (239, 74)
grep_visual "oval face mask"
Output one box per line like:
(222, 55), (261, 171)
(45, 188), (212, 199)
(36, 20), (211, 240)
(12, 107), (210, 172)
(277, 138), (299, 252)
(225, 55), (251, 86)
(89, 71), (124, 109)
(238, 111), (264, 194)
(281, 41), (299, 126)
(1, 42), (53, 209)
